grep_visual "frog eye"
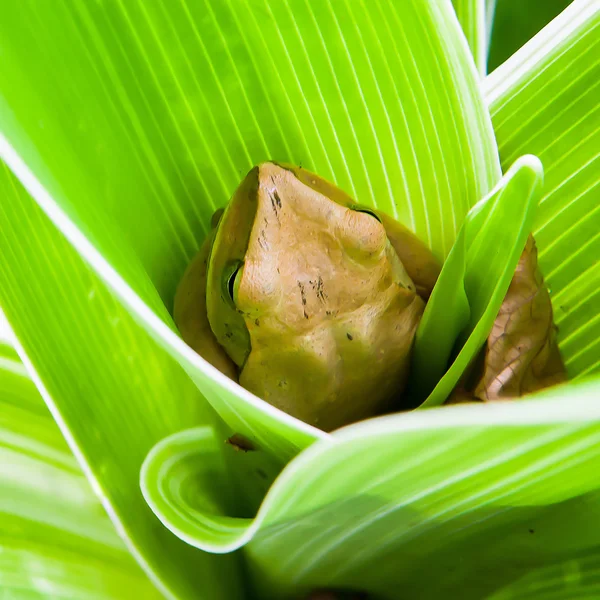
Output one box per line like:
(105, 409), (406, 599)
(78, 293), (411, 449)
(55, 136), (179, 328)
(352, 205), (382, 223)
(223, 261), (243, 306)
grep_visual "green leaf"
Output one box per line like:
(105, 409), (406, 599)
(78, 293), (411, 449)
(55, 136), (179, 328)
(0, 166), (242, 599)
(411, 155), (543, 406)
(0, 0), (499, 461)
(142, 373), (600, 599)
(0, 337), (161, 599)
(483, 0), (600, 379)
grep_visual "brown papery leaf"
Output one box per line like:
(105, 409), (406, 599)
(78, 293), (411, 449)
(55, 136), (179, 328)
(449, 235), (566, 404)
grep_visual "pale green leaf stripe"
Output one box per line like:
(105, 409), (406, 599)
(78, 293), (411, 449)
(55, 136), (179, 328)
(0, 341), (161, 599)
(142, 376), (600, 598)
(0, 166), (243, 599)
(0, 0), (498, 465)
(453, 0), (488, 75)
(483, 0), (600, 379)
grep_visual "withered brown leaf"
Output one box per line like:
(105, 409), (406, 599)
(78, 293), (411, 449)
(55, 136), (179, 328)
(449, 235), (566, 404)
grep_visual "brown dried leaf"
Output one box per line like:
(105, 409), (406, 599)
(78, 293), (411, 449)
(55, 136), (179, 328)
(449, 235), (566, 404)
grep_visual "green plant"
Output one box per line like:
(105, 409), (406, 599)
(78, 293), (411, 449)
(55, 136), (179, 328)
(0, 0), (598, 598)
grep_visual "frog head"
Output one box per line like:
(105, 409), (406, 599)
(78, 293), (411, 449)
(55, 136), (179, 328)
(206, 163), (426, 431)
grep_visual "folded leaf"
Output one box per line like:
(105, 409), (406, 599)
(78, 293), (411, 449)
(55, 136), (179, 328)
(142, 375), (600, 599)
(483, 0), (600, 379)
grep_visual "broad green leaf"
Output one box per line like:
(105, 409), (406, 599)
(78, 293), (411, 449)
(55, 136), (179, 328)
(0, 0), (499, 462)
(0, 166), (242, 599)
(412, 155), (542, 406)
(453, 0), (489, 75)
(0, 338), (161, 599)
(142, 374), (600, 599)
(483, 0), (600, 379)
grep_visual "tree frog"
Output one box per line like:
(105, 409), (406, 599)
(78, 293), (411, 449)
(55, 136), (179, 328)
(174, 162), (441, 431)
